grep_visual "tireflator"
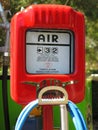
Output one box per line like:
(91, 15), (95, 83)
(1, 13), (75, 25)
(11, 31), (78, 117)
(10, 4), (85, 130)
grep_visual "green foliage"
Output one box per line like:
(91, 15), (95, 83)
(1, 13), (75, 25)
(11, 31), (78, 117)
(0, 0), (98, 74)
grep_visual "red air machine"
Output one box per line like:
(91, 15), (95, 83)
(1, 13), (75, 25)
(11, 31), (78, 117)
(10, 4), (85, 130)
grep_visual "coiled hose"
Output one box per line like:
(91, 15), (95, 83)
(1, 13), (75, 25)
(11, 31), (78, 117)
(15, 99), (87, 130)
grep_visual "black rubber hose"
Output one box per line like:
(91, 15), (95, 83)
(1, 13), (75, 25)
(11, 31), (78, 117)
(2, 55), (10, 130)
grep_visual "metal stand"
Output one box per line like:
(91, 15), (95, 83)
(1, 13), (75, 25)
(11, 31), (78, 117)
(60, 105), (68, 130)
(0, 3), (10, 130)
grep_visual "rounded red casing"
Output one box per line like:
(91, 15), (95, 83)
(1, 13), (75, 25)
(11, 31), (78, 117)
(10, 4), (85, 105)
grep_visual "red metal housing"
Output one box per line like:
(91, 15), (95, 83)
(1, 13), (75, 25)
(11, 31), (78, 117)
(10, 4), (85, 105)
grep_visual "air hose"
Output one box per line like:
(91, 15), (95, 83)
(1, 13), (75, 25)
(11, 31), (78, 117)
(68, 100), (87, 130)
(15, 99), (87, 130)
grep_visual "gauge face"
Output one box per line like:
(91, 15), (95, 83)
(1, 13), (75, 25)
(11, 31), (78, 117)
(26, 29), (74, 74)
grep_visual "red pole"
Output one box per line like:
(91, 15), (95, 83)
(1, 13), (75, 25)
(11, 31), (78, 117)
(43, 106), (53, 130)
